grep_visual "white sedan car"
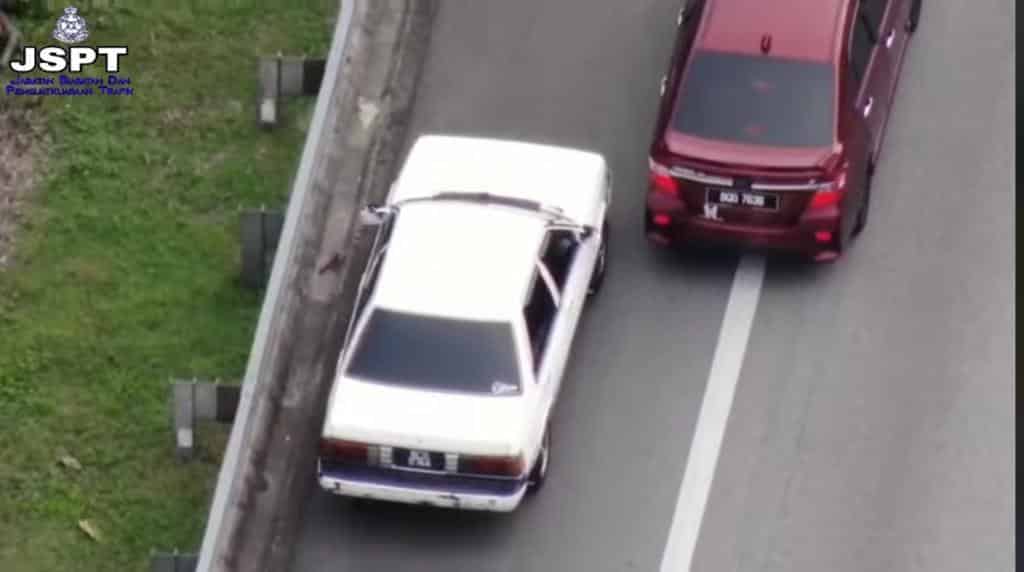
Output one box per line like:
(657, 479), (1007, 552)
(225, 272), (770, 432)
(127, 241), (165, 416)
(317, 134), (612, 512)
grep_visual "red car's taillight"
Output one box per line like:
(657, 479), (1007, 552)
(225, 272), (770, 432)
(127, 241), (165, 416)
(808, 190), (842, 209)
(320, 438), (375, 465)
(459, 453), (526, 478)
(648, 158), (679, 196)
(807, 164), (848, 211)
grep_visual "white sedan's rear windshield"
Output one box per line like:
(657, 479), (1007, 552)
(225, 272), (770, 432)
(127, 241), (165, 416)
(673, 50), (835, 148)
(346, 309), (522, 395)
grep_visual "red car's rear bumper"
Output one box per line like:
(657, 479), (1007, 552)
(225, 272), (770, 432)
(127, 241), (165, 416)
(645, 194), (843, 262)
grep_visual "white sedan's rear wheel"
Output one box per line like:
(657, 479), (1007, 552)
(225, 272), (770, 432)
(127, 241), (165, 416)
(527, 426), (551, 492)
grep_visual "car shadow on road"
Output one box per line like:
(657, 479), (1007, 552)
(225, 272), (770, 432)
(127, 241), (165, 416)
(649, 241), (841, 287)
(763, 250), (842, 287)
(293, 488), (526, 570)
(346, 490), (510, 522)
(326, 491), (516, 547)
(644, 242), (742, 275)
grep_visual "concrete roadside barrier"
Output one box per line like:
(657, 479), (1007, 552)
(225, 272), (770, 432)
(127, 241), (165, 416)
(195, 2), (437, 571)
(194, 1), (354, 570)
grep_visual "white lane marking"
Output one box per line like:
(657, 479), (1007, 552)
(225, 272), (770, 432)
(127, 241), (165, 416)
(660, 254), (766, 572)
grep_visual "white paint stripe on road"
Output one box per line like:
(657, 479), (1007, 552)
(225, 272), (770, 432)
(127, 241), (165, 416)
(659, 254), (766, 572)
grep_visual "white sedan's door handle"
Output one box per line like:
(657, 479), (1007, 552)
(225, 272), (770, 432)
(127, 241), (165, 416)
(862, 96), (874, 118)
(884, 28), (896, 48)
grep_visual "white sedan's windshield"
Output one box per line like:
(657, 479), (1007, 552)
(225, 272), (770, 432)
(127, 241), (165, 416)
(346, 308), (522, 395)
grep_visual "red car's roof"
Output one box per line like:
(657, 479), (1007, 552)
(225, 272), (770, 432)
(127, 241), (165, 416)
(697, 0), (849, 63)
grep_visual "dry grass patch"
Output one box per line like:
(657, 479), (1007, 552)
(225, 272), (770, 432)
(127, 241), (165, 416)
(0, 98), (46, 268)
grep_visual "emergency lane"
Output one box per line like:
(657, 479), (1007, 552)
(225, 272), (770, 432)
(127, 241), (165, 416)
(291, 1), (737, 570)
(686, 1), (1015, 570)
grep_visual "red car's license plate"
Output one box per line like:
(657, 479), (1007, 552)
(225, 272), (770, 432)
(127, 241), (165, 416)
(706, 188), (779, 210)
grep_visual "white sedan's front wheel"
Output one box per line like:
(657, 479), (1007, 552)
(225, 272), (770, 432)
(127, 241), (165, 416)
(587, 220), (609, 296)
(527, 425), (551, 492)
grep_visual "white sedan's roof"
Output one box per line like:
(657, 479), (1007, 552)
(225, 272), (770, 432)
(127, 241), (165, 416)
(370, 201), (546, 321)
(390, 134), (607, 226)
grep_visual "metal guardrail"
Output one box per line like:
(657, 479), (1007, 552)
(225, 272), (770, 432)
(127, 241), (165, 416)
(151, 550), (198, 572)
(194, 1), (356, 570)
(258, 56), (327, 128)
(172, 378), (240, 461)
(239, 208), (285, 289)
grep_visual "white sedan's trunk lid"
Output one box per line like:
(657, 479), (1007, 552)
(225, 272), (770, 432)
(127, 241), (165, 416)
(323, 377), (529, 457)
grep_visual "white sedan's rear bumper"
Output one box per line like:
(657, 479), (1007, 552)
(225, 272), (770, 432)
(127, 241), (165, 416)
(318, 473), (528, 512)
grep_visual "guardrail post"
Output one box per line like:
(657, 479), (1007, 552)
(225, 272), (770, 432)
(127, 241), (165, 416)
(258, 55), (327, 127)
(172, 378), (241, 462)
(258, 56), (281, 127)
(240, 207), (285, 290)
(173, 380), (196, 461)
(216, 384), (240, 423)
(302, 58), (326, 95)
(151, 549), (198, 572)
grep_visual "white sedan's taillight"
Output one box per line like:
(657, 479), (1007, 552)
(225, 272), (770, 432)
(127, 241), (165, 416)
(458, 453), (526, 478)
(319, 438), (380, 466)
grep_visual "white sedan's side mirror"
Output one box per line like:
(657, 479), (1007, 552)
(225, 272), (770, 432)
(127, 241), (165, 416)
(359, 205), (390, 226)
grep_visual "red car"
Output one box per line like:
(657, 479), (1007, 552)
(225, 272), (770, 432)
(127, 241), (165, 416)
(646, 0), (921, 262)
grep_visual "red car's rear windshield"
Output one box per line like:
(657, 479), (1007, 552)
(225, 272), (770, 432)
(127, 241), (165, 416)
(673, 50), (835, 148)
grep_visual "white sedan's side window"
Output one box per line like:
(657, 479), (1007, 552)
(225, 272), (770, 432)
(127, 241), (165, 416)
(539, 229), (579, 293)
(522, 266), (558, 373)
(348, 219), (393, 341)
(343, 249), (385, 351)
(356, 249), (386, 309)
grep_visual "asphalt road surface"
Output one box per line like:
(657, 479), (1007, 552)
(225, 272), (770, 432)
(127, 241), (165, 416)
(291, 1), (1014, 571)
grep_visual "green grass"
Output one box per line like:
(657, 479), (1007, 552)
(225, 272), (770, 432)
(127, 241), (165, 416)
(0, 2), (334, 570)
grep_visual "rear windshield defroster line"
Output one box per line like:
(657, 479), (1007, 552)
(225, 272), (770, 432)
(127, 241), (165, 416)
(673, 50), (835, 148)
(345, 308), (522, 395)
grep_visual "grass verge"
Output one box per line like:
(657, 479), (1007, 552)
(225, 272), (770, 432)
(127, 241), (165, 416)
(0, 2), (334, 570)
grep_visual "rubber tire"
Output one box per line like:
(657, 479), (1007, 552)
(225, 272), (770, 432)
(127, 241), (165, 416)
(587, 220), (609, 296)
(527, 426), (550, 493)
(853, 163), (874, 237)
(906, 0), (922, 33)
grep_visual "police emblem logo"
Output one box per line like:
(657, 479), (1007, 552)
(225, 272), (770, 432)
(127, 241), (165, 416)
(53, 6), (90, 45)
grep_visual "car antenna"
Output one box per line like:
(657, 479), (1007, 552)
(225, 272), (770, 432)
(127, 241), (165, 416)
(760, 34), (772, 54)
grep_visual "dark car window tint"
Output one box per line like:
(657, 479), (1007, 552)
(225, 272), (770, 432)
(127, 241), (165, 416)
(675, 0), (705, 57)
(540, 230), (578, 292)
(523, 270), (557, 371)
(859, 0), (888, 36)
(850, 14), (875, 86)
(672, 50), (835, 148)
(346, 308), (522, 395)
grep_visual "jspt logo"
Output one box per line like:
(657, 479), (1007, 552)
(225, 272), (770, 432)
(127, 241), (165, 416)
(8, 6), (126, 73)
(5, 6), (133, 97)
(8, 45), (127, 73)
